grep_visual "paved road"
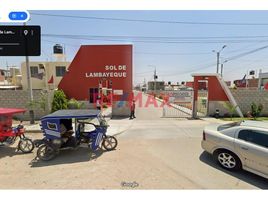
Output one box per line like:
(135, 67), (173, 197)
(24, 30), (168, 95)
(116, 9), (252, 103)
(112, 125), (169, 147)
(0, 92), (267, 189)
(119, 92), (268, 189)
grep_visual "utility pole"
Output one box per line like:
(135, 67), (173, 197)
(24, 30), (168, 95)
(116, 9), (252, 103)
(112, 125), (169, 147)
(220, 60), (228, 78)
(6, 61), (8, 74)
(220, 63), (223, 77)
(154, 67), (157, 95)
(24, 22), (34, 124)
(25, 49), (33, 101)
(24, 22), (33, 101)
(258, 69), (262, 90)
(216, 52), (220, 74)
(213, 45), (227, 74)
(148, 65), (157, 95)
(5, 61), (8, 85)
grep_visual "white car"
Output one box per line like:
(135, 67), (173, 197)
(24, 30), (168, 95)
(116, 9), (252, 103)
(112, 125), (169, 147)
(201, 120), (268, 179)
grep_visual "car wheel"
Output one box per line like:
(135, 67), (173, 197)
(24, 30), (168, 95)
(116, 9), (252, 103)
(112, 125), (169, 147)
(215, 150), (242, 171)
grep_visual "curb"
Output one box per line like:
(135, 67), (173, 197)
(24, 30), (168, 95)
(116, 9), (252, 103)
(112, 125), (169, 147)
(25, 129), (42, 133)
(25, 121), (134, 135)
(200, 117), (228, 124)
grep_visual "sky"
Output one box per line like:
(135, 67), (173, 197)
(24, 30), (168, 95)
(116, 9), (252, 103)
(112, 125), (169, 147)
(2, 10), (268, 85)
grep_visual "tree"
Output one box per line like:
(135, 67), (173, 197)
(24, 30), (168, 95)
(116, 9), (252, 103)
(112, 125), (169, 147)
(51, 90), (68, 112)
(223, 102), (238, 120)
(251, 102), (263, 119)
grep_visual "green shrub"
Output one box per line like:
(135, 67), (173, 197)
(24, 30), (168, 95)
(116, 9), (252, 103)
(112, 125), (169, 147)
(67, 98), (86, 109)
(79, 102), (86, 109)
(67, 98), (80, 109)
(223, 102), (237, 120)
(251, 102), (263, 119)
(102, 104), (108, 109)
(51, 90), (68, 112)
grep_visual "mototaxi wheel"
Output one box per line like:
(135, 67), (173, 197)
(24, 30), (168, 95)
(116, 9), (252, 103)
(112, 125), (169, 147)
(4, 136), (17, 145)
(102, 136), (118, 151)
(37, 144), (57, 161)
(18, 138), (34, 153)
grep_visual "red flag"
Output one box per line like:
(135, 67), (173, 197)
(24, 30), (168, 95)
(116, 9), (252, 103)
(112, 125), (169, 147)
(264, 82), (268, 90)
(48, 75), (54, 84)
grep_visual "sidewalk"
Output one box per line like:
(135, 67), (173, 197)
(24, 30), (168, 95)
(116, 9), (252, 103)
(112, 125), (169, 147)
(200, 117), (230, 124)
(16, 108), (133, 136)
(106, 118), (133, 136)
(102, 107), (133, 136)
(14, 121), (41, 133)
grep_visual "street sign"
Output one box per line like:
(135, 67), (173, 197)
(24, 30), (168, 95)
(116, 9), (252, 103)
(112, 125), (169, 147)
(166, 90), (193, 103)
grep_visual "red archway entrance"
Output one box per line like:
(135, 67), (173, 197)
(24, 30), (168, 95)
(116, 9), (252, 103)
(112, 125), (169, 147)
(192, 73), (243, 118)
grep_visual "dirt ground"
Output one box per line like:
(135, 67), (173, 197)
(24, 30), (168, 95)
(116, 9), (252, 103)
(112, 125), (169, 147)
(0, 133), (197, 189)
(0, 132), (267, 189)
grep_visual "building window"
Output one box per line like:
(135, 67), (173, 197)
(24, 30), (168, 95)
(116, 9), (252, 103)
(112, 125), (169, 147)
(89, 88), (99, 103)
(30, 66), (38, 77)
(56, 66), (66, 77)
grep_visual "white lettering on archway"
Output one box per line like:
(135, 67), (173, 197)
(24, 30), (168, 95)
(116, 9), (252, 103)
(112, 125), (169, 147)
(85, 65), (127, 78)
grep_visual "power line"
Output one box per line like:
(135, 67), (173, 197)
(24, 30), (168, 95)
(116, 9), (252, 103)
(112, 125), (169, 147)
(223, 47), (268, 73)
(42, 34), (268, 44)
(42, 33), (268, 40)
(31, 12), (268, 26)
(42, 39), (81, 47)
(134, 52), (212, 56)
(135, 70), (154, 75)
(43, 38), (268, 57)
(41, 37), (268, 77)
(42, 34), (268, 40)
(225, 45), (268, 62)
(42, 39), (212, 55)
(159, 45), (268, 77)
(223, 42), (265, 55)
(41, 38), (218, 76)
(161, 63), (216, 77)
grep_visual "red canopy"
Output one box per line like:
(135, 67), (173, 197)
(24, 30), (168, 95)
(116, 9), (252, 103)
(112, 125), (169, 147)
(0, 108), (26, 116)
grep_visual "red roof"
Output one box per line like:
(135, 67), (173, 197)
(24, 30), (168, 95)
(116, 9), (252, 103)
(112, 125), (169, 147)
(0, 108), (26, 115)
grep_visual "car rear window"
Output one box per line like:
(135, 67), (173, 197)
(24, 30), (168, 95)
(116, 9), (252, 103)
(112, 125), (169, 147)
(238, 129), (268, 148)
(217, 122), (241, 131)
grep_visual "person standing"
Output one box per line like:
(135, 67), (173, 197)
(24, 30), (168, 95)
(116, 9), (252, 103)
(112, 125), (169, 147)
(96, 97), (101, 110)
(129, 100), (136, 120)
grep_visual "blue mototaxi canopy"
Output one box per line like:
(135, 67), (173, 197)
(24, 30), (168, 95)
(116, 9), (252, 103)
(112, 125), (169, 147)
(41, 109), (101, 120)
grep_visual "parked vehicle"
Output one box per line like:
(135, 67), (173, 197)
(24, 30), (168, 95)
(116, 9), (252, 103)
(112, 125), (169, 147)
(34, 109), (118, 161)
(0, 108), (34, 153)
(201, 120), (268, 179)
